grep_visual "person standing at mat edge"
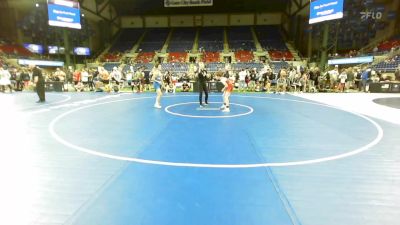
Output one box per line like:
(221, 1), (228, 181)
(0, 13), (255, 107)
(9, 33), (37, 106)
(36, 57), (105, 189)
(197, 62), (208, 107)
(151, 63), (163, 108)
(220, 76), (234, 112)
(30, 64), (45, 103)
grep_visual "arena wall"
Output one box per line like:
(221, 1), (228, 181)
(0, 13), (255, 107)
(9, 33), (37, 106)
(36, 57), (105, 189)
(121, 13), (282, 28)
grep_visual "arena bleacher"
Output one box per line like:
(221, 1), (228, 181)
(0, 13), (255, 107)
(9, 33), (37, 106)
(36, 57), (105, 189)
(198, 27), (225, 52)
(168, 27), (196, 52)
(255, 26), (293, 61)
(373, 55), (400, 72)
(138, 28), (170, 52)
(109, 28), (145, 53)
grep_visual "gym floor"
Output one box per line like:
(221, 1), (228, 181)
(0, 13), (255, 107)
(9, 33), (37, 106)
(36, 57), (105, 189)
(1, 92), (399, 225)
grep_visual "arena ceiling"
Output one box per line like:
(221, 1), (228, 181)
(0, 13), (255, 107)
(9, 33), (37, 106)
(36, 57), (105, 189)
(109, 0), (289, 15)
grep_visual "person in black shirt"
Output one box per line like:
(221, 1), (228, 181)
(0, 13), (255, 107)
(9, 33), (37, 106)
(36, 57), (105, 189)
(30, 65), (45, 103)
(249, 69), (257, 92)
(197, 63), (208, 107)
(262, 68), (273, 92)
(10, 68), (19, 91)
(144, 69), (151, 91)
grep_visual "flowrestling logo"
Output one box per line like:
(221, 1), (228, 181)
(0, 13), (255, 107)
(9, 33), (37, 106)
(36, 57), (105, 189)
(360, 11), (383, 20)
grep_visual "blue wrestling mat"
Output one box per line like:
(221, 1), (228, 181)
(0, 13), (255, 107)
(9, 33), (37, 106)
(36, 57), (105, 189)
(1, 92), (399, 225)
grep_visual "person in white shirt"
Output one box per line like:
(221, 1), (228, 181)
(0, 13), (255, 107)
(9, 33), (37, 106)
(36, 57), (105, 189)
(125, 69), (134, 92)
(111, 67), (122, 83)
(0, 66), (13, 93)
(288, 68), (296, 84)
(151, 64), (163, 108)
(337, 69), (347, 92)
(54, 68), (67, 91)
(171, 73), (177, 93)
(54, 68), (66, 82)
(328, 67), (339, 90)
(81, 69), (89, 91)
(110, 67), (122, 92)
(238, 69), (247, 92)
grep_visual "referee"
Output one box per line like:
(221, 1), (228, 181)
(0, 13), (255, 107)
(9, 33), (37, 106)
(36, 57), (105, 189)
(30, 64), (45, 103)
(197, 63), (208, 107)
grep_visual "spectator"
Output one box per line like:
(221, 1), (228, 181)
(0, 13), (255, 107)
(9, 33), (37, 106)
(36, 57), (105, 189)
(110, 67), (122, 92)
(248, 68), (257, 92)
(299, 71), (309, 92)
(125, 69), (134, 92)
(276, 68), (287, 94)
(238, 69), (247, 92)
(81, 69), (89, 91)
(99, 67), (110, 85)
(291, 72), (302, 92)
(75, 82), (84, 92)
(73, 69), (81, 86)
(143, 68), (151, 91)
(10, 68), (20, 91)
(87, 69), (95, 91)
(182, 81), (190, 92)
(328, 67), (339, 90)
(314, 67), (321, 88)
(20, 68), (31, 90)
(373, 46), (378, 54)
(54, 68), (66, 83)
(54, 68), (66, 91)
(262, 68), (272, 93)
(317, 70), (327, 91)
(171, 73), (177, 93)
(163, 71), (172, 93)
(361, 68), (371, 92)
(137, 68), (145, 93)
(337, 69), (347, 92)
(395, 67), (400, 82)
(0, 66), (13, 93)
(346, 67), (355, 91)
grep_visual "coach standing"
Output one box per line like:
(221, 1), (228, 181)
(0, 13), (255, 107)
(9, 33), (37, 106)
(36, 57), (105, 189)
(30, 64), (45, 103)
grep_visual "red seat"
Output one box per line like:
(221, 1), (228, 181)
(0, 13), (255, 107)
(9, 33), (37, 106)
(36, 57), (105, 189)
(378, 39), (400, 52)
(0, 44), (33, 57)
(283, 51), (293, 60)
(168, 52), (187, 63)
(135, 52), (155, 63)
(203, 52), (220, 63)
(102, 53), (121, 62)
(268, 51), (293, 61)
(269, 51), (283, 60)
(235, 50), (253, 62)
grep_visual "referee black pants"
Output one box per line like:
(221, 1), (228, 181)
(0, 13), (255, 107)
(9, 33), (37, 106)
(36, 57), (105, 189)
(199, 82), (208, 105)
(36, 82), (46, 102)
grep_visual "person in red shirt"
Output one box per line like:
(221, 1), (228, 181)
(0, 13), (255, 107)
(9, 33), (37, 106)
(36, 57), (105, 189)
(73, 69), (81, 86)
(220, 76), (234, 112)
